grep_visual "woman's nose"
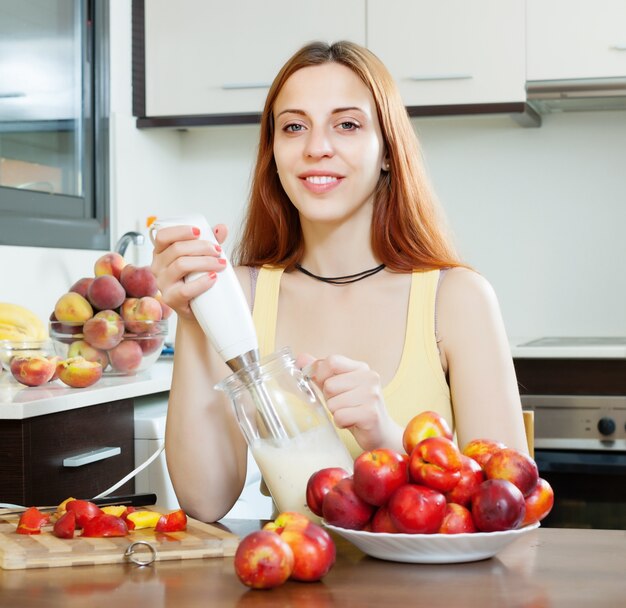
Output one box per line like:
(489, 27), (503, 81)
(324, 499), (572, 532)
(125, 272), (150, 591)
(304, 126), (334, 159)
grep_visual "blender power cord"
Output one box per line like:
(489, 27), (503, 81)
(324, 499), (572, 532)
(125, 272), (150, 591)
(0, 444), (166, 510)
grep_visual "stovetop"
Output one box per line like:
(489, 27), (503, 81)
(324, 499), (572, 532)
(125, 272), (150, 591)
(511, 336), (626, 359)
(519, 337), (626, 347)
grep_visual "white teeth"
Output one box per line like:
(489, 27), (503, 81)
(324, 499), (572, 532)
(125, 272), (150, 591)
(305, 175), (338, 185)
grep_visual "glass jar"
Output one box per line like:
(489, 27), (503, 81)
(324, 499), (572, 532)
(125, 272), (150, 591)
(216, 347), (353, 519)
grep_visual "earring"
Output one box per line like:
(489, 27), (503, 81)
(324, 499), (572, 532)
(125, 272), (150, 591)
(383, 162), (390, 172)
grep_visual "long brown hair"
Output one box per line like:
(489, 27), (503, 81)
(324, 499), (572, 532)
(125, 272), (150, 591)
(233, 40), (462, 272)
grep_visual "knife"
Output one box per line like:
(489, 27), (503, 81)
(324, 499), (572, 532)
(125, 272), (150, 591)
(0, 493), (157, 516)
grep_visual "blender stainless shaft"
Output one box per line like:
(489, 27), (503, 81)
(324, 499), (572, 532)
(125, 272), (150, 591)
(226, 349), (288, 441)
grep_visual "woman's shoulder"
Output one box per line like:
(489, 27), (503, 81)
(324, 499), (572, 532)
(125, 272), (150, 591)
(437, 267), (502, 335)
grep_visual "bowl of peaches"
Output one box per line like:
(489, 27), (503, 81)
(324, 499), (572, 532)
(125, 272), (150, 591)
(49, 252), (172, 378)
(308, 411), (552, 564)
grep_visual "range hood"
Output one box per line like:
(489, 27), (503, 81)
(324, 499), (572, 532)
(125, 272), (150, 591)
(526, 77), (626, 113)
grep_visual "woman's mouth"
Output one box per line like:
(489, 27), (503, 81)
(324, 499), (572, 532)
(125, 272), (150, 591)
(300, 174), (343, 193)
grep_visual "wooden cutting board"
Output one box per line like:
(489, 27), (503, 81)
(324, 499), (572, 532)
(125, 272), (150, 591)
(0, 509), (239, 570)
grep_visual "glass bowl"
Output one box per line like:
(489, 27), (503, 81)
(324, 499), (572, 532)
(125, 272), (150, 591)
(49, 319), (168, 376)
(0, 339), (56, 372)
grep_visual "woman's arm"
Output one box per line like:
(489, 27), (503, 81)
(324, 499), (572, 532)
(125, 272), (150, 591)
(151, 224), (249, 521)
(165, 316), (248, 522)
(436, 268), (529, 453)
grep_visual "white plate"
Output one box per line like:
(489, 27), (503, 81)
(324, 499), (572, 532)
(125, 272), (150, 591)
(323, 521), (540, 564)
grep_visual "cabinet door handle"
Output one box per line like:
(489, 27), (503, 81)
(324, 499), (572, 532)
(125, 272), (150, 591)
(221, 82), (271, 90)
(407, 73), (473, 82)
(609, 44), (626, 51)
(63, 447), (121, 467)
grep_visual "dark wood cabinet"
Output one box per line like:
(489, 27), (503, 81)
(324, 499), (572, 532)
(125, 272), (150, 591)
(514, 358), (626, 395)
(0, 399), (134, 505)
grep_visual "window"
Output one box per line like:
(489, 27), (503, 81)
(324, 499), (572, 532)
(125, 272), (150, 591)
(0, 0), (109, 249)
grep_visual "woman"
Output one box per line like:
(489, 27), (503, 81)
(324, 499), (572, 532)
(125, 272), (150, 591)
(151, 41), (528, 522)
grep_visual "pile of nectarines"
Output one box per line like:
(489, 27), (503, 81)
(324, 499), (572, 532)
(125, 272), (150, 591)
(307, 411), (554, 535)
(10, 252), (170, 389)
(234, 512), (335, 590)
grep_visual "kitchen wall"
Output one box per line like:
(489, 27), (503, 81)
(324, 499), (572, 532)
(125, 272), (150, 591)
(1, 0), (624, 341)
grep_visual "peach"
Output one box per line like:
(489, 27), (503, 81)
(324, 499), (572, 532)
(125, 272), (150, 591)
(471, 479), (525, 532)
(120, 265), (158, 298)
(521, 477), (554, 526)
(83, 310), (125, 350)
(439, 503), (477, 534)
(462, 438), (507, 470)
(484, 447), (539, 497)
(54, 292), (94, 324)
(108, 340), (143, 373)
(353, 449), (408, 507)
(67, 340), (109, 370)
(10, 355), (58, 386)
(135, 336), (164, 356)
(409, 436), (463, 493)
(402, 410), (453, 456)
(306, 467), (352, 517)
(445, 454), (485, 507)
(49, 312), (82, 337)
(370, 505), (399, 533)
(263, 512), (310, 533)
(69, 277), (94, 298)
(270, 518), (336, 582)
(322, 477), (375, 530)
(154, 291), (173, 319)
(94, 252), (126, 280)
(56, 357), (103, 388)
(87, 275), (126, 311)
(234, 530), (294, 589)
(120, 296), (163, 334)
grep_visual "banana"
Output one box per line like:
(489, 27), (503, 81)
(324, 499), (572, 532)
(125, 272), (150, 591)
(0, 303), (48, 341)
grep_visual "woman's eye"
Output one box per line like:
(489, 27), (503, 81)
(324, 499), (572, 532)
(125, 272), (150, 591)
(284, 123), (305, 132)
(339, 121), (358, 131)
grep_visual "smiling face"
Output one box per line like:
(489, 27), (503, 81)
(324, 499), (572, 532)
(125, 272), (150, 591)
(272, 62), (387, 229)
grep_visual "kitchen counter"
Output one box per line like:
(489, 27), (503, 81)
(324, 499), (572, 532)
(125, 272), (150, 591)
(510, 336), (626, 359)
(0, 522), (624, 607)
(0, 359), (173, 420)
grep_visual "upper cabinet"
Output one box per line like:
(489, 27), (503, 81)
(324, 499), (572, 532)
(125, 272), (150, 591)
(527, 0), (626, 81)
(137, 0), (366, 119)
(366, 0), (526, 107)
(134, 0), (529, 125)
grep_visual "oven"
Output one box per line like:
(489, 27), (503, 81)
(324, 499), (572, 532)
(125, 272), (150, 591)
(521, 394), (626, 530)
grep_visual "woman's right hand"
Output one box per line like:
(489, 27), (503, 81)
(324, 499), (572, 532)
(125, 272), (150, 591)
(150, 223), (228, 319)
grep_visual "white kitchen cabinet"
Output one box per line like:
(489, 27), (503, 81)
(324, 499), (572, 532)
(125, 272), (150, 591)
(141, 0), (366, 117)
(527, 0), (626, 81)
(366, 0), (526, 106)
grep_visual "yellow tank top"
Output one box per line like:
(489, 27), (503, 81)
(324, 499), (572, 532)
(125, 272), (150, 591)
(252, 266), (453, 459)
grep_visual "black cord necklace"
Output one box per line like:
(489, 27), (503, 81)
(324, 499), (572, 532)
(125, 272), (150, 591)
(295, 262), (386, 285)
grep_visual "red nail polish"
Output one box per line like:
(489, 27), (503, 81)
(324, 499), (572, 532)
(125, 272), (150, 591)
(218, 258), (226, 265)
(215, 244), (222, 252)
(192, 227), (200, 236)
(208, 271), (217, 280)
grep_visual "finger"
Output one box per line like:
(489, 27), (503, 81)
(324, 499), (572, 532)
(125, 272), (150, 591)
(323, 369), (380, 401)
(152, 224), (199, 254)
(212, 223), (228, 245)
(160, 272), (218, 314)
(305, 354), (365, 386)
(295, 352), (317, 374)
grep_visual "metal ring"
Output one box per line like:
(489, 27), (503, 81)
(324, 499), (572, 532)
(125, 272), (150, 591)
(124, 540), (157, 567)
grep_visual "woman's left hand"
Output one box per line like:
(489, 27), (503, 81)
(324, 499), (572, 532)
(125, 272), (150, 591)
(296, 353), (403, 452)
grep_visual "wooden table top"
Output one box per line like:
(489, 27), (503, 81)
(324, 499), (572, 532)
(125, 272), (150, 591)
(1, 521), (624, 608)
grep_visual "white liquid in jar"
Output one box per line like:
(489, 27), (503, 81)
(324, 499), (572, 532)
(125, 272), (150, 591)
(250, 424), (354, 521)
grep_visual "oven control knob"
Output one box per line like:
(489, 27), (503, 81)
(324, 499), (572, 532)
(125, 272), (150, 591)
(597, 417), (616, 436)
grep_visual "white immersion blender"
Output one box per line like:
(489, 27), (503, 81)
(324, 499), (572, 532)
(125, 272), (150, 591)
(149, 214), (286, 439)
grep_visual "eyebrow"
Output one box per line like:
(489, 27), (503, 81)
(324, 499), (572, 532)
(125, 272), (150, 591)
(275, 106), (366, 119)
